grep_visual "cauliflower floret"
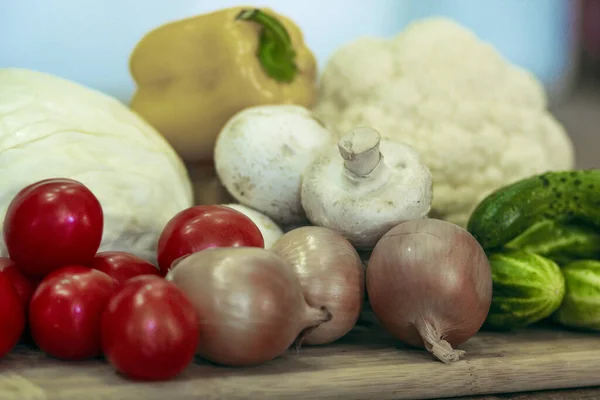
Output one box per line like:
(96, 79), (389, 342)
(314, 17), (574, 227)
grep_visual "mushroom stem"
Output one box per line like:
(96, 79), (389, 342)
(337, 127), (383, 177)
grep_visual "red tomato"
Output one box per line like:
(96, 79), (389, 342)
(101, 275), (199, 381)
(29, 265), (117, 360)
(157, 205), (264, 275)
(0, 257), (36, 310)
(89, 251), (160, 286)
(0, 271), (25, 358)
(3, 178), (104, 278)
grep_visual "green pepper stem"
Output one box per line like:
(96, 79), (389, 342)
(236, 8), (298, 83)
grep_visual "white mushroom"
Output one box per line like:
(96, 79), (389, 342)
(214, 105), (332, 226)
(222, 203), (284, 249)
(300, 127), (433, 250)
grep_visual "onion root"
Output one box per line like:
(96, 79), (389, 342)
(417, 319), (466, 364)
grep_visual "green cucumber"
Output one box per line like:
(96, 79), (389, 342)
(484, 250), (565, 330)
(553, 260), (600, 331)
(467, 170), (600, 250)
(504, 219), (600, 264)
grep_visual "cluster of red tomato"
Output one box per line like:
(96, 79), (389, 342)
(0, 178), (265, 381)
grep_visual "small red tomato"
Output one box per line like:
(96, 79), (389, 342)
(89, 251), (160, 286)
(157, 205), (264, 275)
(102, 275), (199, 381)
(0, 271), (25, 358)
(0, 257), (36, 309)
(29, 265), (117, 360)
(3, 178), (104, 278)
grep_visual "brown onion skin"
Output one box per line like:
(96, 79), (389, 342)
(271, 226), (365, 345)
(367, 218), (492, 363)
(166, 247), (330, 367)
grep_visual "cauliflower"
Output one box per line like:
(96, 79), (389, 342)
(314, 17), (575, 227)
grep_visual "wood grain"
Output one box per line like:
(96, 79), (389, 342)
(452, 387), (600, 400)
(1, 323), (599, 400)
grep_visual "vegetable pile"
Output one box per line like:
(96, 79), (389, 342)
(0, 174), (493, 376)
(1, 4), (599, 386)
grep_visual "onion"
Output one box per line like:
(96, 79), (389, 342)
(166, 247), (331, 366)
(367, 218), (492, 364)
(271, 226), (365, 345)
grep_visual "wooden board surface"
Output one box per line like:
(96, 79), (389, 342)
(1, 323), (599, 400)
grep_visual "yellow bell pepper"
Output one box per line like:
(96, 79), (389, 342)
(129, 7), (317, 162)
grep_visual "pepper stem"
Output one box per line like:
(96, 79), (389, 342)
(236, 9), (298, 83)
(338, 127), (383, 177)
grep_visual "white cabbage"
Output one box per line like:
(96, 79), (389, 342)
(0, 68), (193, 263)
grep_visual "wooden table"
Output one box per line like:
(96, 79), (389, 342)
(1, 321), (599, 400)
(456, 388), (600, 400)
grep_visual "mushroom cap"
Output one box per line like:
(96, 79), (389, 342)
(300, 138), (433, 249)
(214, 105), (332, 225)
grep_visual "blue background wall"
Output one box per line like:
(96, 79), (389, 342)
(0, 0), (576, 103)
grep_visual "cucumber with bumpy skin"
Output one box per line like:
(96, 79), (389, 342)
(504, 219), (600, 264)
(484, 250), (565, 330)
(553, 260), (600, 331)
(467, 170), (600, 250)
